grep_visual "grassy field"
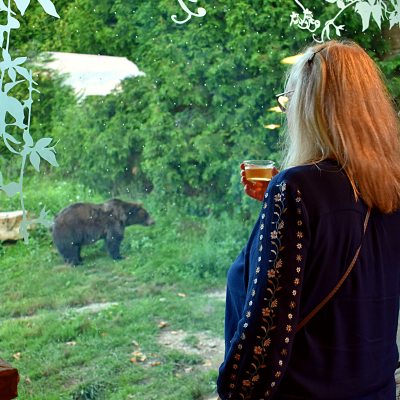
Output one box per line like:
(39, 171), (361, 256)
(0, 177), (257, 400)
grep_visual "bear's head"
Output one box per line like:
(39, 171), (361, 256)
(104, 199), (155, 227)
(126, 203), (155, 227)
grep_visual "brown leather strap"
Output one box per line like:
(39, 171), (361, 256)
(296, 207), (371, 333)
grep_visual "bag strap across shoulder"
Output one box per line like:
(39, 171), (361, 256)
(296, 207), (372, 333)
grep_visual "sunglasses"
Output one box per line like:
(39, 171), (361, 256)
(275, 90), (294, 113)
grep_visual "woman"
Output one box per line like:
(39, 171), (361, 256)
(217, 39), (400, 399)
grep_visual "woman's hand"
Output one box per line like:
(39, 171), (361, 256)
(240, 163), (279, 202)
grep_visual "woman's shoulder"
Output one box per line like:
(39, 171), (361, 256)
(270, 161), (339, 187)
(268, 160), (355, 215)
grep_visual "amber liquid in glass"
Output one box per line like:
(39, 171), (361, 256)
(245, 165), (273, 181)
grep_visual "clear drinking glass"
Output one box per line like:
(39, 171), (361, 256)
(243, 160), (275, 182)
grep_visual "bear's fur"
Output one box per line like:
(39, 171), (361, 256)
(50, 199), (155, 265)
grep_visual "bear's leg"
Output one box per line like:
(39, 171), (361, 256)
(60, 244), (83, 266)
(105, 232), (125, 260)
(77, 246), (84, 262)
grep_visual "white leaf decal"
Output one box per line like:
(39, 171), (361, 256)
(15, 66), (31, 81)
(8, 67), (16, 82)
(337, 0), (345, 9)
(14, 0), (30, 15)
(4, 79), (24, 94)
(30, 150), (40, 172)
(371, 3), (383, 28)
(23, 130), (33, 147)
(2, 182), (20, 197)
(38, 148), (59, 167)
(2, 48), (11, 62)
(35, 137), (53, 148)
(36, 0), (59, 18)
(355, 2), (372, 32)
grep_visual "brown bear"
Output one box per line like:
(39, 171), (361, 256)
(50, 199), (155, 265)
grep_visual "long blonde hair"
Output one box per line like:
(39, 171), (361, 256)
(282, 39), (400, 213)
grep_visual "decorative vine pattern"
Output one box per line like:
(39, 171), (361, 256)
(290, 0), (400, 43)
(171, 0), (206, 24)
(0, 0), (60, 243)
(230, 182), (287, 399)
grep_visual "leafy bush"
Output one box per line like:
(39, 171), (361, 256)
(9, 0), (400, 218)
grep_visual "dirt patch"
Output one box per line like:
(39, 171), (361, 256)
(67, 302), (119, 314)
(157, 328), (225, 372)
(156, 288), (226, 372)
(205, 289), (226, 302)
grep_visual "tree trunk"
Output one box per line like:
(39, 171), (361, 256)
(381, 24), (400, 60)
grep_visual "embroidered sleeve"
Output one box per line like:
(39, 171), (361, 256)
(217, 181), (310, 399)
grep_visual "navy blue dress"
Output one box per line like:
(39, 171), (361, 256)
(217, 160), (400, 399)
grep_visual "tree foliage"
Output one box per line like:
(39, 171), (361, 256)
(12, 0), (400, 215)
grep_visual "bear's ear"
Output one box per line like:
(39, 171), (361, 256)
(118, 212), (127, 222)
(103, 203), (114, 213)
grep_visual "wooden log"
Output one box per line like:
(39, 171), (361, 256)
(0, 211), (31, 241)
(0, 358), (19, 400)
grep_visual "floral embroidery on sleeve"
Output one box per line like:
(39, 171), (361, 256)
(227, 182), (288, 398)
(219, 183), (307, 400)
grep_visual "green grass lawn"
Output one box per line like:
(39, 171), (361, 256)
(0, 177), (256, 399)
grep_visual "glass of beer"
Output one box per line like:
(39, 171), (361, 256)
(243, 160), (275, 182)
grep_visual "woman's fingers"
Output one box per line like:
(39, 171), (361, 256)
(244, 184), (257, 200)
(244, 182), (266, 202)
(241, 164), (280, 202)
(272, 166), (280, 177)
